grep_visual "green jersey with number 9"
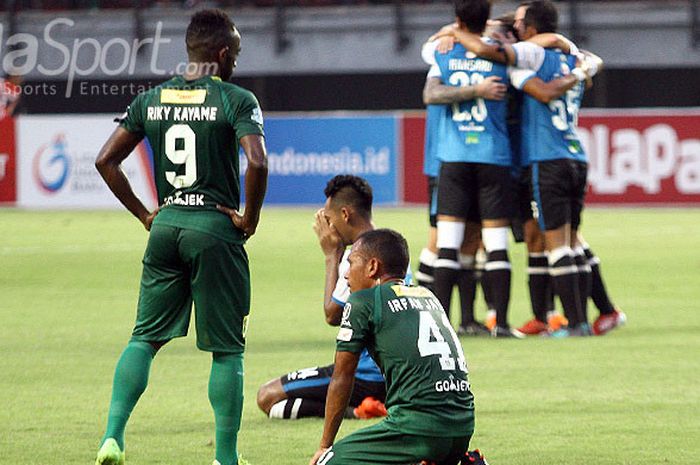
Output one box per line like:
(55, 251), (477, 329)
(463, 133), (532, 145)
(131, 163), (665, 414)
(336, 282), (475, 437)
(120, 75), (264, 243)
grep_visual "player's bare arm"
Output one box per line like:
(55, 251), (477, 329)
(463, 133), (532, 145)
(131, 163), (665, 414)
(218, 134), (268, 238)
(526, 32), (572, 53)
(423, 76), (507, 105)
(95, 127), (158, 231)
(522, 75), (578, 103)
(313, 209), (345, 325)
(310, 350), (360, 465)
(431, 26), (517, 65)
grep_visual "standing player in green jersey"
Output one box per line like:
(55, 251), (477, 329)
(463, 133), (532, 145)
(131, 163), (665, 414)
(93, 9), (267, 465)
(310, 229), (475, 465)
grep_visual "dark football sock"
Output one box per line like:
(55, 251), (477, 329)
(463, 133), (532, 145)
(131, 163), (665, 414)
(574, 250), (591, 325)
(485, 250), (511, 328)
(527, 253), (549, 323)
(457, 255), (476, 325)
(416, 248), (437, 291)
(434, 248), (460, 318)
(268, 398), (325, 419)
(550, 254), (583, 327)
(584, 247), (615, 315)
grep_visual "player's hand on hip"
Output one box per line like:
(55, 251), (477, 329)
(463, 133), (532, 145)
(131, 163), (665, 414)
(141, 207), (160, 231)
(313, 209), (343, 256)
(217, 204), (258, 238)
(309, 447), (330, 465)
(477, 76), (507, 101)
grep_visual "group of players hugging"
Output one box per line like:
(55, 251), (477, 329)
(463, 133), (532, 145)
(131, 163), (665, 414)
(414, 0), (626, 340)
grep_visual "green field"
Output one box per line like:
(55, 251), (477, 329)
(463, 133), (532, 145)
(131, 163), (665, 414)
(1, 208), (699, 465)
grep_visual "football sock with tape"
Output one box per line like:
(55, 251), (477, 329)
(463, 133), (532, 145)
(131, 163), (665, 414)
(209, 353), (244, 465)
(434, 248), (460, 317)
(457, 255), (476, 324)
(549, 248), (583, 327)
(268, 398), (327, 419)
(416, 248), (437, 291)
(584, 246), (615, 315)
(574, 247), (591, 324)
(527, 253), (550, 323)
(102, 341), (156, 450)
(485, 250), (512, 327)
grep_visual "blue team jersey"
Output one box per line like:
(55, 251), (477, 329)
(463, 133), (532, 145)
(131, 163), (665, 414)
(432, 42), (512, 166)
(423, 104), (445, 177)
(517, 47), (586, 164)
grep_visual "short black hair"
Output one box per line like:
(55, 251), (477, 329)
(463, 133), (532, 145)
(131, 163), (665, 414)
(186, 9), (238, 60)
(356, 229), (409, 279)
(494, 12), (517, 38)
(524, 0), (558, 33)
(324, 175), (373, 220)
(454, 0), (491, 35)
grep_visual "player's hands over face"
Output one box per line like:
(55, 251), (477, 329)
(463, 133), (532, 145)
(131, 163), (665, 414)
(476, 76), (507, 101)
(141, 207), (159, 231)
(313, 209), (344, 257)
(309, 447), (330, 465)
(217, 204), (258, 238)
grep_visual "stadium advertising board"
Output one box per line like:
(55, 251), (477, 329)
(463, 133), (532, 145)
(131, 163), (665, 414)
(241, 115), (399, 204)
(578, 109), (700, 204)
(400, 109), (700, 205)
(0, 116), (17, 204)
(17, 115), (157, 209)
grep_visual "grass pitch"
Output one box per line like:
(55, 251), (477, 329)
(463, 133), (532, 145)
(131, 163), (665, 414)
(1, 207), (699, 465)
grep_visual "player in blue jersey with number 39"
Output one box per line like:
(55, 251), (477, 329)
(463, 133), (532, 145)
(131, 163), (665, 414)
(432, 0), (602, 337)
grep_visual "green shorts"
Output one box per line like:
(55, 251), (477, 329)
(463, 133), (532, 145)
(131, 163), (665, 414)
(131, 224), (250, 353)
(319, 421), (471, 465)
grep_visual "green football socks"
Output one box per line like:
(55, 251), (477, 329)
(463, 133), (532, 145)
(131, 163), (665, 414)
(209, 353), (244, 465)
(101, 341), (157, 450)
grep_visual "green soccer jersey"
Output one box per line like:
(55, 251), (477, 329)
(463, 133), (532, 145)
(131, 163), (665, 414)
(336, 282), (475, 437)
(120, 75), (264, 243)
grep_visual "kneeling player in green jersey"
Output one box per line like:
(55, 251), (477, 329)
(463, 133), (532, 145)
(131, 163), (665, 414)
(93, 9), (267, 465)
(309, 229), (475, 465)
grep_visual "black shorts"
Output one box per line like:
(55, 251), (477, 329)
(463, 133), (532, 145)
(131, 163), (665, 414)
(514, 166), (535, 222)
(280, 364), (386, 406)
(437, 162), (513, 222)
(427, 176), (438, 227)
(531, 159), (587, 231)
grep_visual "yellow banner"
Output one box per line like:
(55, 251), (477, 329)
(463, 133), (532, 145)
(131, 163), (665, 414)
(391, 285), (433, 298)
(160, 89), (207, 104)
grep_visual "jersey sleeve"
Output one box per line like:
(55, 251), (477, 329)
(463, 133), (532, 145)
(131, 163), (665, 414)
(421, 40), (439, 66)
(119, 92), (146, 136)
(336, 294), (372, 353)
(331, 250), (351, 305)
(427, 64), (442, 79)
(508, 66), (536, 90)
(512, 41), (545, 72)
(225, 88), (265, 139)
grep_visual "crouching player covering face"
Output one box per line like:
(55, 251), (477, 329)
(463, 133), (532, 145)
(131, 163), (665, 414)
(310, 229), (475, 465)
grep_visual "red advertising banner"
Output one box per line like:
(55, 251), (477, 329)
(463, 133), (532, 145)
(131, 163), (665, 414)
(401, 109), (700, 205)
(402, 113), (428, 203)
(0, 116), (17, 204)
(578, 109), (700, 204)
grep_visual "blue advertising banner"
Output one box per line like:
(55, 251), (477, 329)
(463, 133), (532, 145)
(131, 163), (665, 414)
(241, 115), (399, 205)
